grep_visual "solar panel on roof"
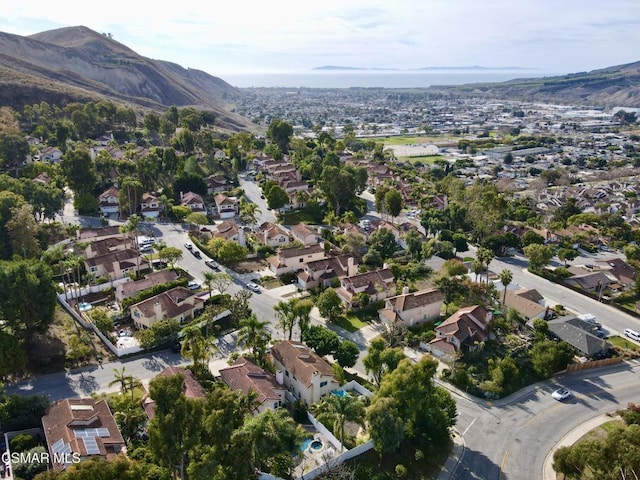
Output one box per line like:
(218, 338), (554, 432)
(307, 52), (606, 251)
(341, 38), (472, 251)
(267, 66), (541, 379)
(73, 430), (87, 437)
(82, 436), (100, 455)
(96, 428), (110, 437)
(52, 439), (64, 452)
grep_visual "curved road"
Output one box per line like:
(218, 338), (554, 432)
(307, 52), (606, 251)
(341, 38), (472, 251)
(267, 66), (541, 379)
(450, 360), (640, 479)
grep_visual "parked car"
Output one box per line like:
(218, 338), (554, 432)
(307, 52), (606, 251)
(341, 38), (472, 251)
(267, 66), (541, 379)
(205, 260), (220, 271)
(191, 249), (201, 259)
(188, 281), (200, 290)
(184, 241), (193, 250)
(246, 282), (261, 293)
(170, 341), (182, 354)
(624, 328), (640, 342)
(551, 388), (572, 401)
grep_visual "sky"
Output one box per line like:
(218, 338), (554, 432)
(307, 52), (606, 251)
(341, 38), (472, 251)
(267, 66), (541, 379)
(1, 0), (639, 76)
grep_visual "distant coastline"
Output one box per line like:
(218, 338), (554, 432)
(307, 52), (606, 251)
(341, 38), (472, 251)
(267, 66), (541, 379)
(312, 65), (540, 72)
(223, 70), (558, 89)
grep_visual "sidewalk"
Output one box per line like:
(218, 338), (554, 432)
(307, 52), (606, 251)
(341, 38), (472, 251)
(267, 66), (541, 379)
(542, 414), (614, 480)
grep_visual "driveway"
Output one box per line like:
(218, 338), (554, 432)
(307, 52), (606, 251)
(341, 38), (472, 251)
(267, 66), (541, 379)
(239, 173), (276, 225)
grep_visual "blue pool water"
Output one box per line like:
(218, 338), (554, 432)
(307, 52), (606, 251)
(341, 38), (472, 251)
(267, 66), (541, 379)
(299, 438), (313, 452)
(78, 302), (92, 312)
(331, 389), (350, 397)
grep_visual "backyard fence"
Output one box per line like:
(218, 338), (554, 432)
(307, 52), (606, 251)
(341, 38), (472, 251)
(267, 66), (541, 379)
(566, 357), (623, 372)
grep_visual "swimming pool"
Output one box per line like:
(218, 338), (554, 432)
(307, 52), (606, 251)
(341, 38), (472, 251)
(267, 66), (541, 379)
(78, 302), (92, 312)
(299, 438), (313, 452)
(331, 388), (350, 397)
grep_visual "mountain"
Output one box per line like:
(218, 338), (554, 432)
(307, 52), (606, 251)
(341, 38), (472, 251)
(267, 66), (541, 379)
(0, 26), (250, 130)
(427, 61), (640, 108)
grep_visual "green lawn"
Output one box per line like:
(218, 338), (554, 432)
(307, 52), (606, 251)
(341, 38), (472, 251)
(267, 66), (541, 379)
(607, 335), (640, 351)
(279, 205), (327, 225)
(332, 314), (369, 333)
(377, 134), (460, 145)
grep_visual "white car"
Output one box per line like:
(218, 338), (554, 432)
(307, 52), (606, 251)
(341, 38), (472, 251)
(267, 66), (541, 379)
(246, 282), (261, 293)
(552, 388), (572, 401)
(184, 242), (193, 250)
(187, 281), (200, 290)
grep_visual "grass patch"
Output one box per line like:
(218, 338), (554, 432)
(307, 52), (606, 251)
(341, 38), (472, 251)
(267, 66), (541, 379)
(607, 335), (640, 351)
(279, 204), (327, 225)
(579, 419), (624, 443)
(257, 276), (284, 289)
(338, 439), (451, 480)
(332, 314), (369, 333)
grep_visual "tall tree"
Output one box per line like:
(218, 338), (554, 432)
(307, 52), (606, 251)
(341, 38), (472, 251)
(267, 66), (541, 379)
(274, 299), (297, 340)
(61, 147), (97, 195)
(237, 314), (271, 366)
(384, 189), (403, 221)
(363, 338), (405, 387)
(315, 288), (343, 322)
(498, 269), (513, 304)
(312, 394), (366, 451)
(6, 204), (40, 258)
(181, 325), (217, 374)
(367, 356), (457, 456)
(523, 244), (554, 271)
(476, 247), (495, 284)
(266, 119), (293, 153)
(0, 259), (56, 345)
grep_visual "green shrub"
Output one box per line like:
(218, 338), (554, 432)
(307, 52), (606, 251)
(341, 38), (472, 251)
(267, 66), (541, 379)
(9, 433), (39, 453)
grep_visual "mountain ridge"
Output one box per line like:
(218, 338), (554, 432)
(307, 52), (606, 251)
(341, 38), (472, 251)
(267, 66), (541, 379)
(0, 26), (251, 130)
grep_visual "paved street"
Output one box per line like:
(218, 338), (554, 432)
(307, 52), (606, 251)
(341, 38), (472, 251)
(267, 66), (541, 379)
(22, 183), (639, 480)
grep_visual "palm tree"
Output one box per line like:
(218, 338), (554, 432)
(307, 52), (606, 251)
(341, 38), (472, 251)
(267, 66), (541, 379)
(498, 269), (513, 305)
(472, 259), (483, 283)
(203, 271), (216, 300)
(181, 325), (218, 373)
(240, 201), (261, 231)
(293, 299), (312, 341)
(476, 247), (495, 284)
(311, 394), (366, 451)
(124, 375), (143, 401)
(237, 314), (271, 366)
(109, 367), (130, 395)
(274, 300), (296, 340)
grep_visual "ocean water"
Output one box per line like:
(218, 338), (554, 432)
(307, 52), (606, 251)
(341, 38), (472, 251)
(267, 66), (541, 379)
(222, 71), (556, 89)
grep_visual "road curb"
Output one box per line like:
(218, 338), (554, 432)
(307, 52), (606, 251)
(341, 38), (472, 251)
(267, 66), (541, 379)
(542, 413), (614, 480)
(437, 429), (465, 480)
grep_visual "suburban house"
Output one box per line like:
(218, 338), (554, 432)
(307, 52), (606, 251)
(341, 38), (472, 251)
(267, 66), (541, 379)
(206, 175), (233, 194)
(564, 271), (613, 293)
(503, 288), (548, 321)
(268, 243), (325, 276)
(219, 357), (286, 414)
(98, 186), (120, 217)
(83, 235), (134, 260)
(296, 254), (358, 290)
(428, 305), (492, 357)
(208, 220), (246, 247)
(84, 249), (142, 281)
(77, 225), (124, 243)
(32, 172), (52, 185)
(257, 221), (293, 247)
(115, 270), (180, 303)
(595, 257), (638, 289)
(378, 287), (444, 327)
(130, 286), (204, 330)
(180, 191), (206, 212)
(290, 223), (321, 245)
(41, 398), (125, 471)
(270, 340), (339, 406)
(140, 193), (161, 219)
(212, 194), (239, 219)
(338, 223), (369, 242)
(287, 189), (310, 210)
(142, 367), (206, 419)
(38, 146), (63, 163)
(335, 267), (395, 308)
(547, 315), (611, 358)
